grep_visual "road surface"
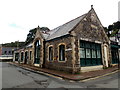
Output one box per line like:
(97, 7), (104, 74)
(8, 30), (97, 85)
(1, 62), (119, 89)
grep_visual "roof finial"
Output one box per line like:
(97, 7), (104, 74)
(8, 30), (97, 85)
(91, 5), (93, 9)
(38, 25), (40, 29)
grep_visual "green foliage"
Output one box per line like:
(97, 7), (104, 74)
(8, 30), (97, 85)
(25, 28), (37, 45)
(110, 29), (119, 37)
(25, 27), (50, 45)
(104, 21), (120, 38)
(2, 41), (25, 47)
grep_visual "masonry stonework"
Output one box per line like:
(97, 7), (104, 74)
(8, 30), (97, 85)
(45, 36), (74, 73)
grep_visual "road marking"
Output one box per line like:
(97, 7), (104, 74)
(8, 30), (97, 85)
(69, 80), (75, 83)
(81, 70), (119, 82)
(9, 62), (119, 83)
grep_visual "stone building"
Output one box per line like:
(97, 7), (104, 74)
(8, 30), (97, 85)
(13, 6), (119, 73)
(0, 45), (16, 61)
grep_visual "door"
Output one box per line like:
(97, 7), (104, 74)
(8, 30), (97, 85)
(15, 53), (19, 61)
(111, 48), (119, 64)
(34, 40), (40, 64)
(25, 51), (28, 64)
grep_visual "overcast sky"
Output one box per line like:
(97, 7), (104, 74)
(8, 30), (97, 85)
(0, 0), (119, 44)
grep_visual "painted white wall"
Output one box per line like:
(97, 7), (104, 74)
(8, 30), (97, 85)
(104, 45), (109, 67)
(81, 65), (103, 72)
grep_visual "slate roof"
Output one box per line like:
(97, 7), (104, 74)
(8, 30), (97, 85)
(45, 14), (86, 41)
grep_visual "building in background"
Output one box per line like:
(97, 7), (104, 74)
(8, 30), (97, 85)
(0, 41), (24, 62)
(0, 45), (16, 61)
(109, 29), (120, 64)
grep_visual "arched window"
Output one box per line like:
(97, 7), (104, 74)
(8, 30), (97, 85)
(21, 52), (24, 62)
(30, 51), (32, 60)
(59, 44), (65, 61)
(48, 46), (53, 61)
(34, 40), (40, 64)
(15, 53), (19, 61)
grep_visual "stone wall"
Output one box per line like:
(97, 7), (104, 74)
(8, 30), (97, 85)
(45, 36), (75, 73)
(70, 9), (111, 69)
(32, 37), (44, 67)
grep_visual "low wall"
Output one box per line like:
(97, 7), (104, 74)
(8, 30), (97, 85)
(81, 65), (103, 72)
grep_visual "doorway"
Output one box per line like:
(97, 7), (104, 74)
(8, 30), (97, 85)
(34, 40), (40, 64)
(24, 51), (28, 64)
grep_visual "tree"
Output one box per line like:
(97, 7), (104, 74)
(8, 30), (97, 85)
(2, 41), (25, 47)
(104, 21), (120, 38)
(25, 27), (50, 45)
(113, 21), (120, 30)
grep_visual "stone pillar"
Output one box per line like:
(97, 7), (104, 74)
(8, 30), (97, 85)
(102, 43), (110, 68)
(71, 36), (76, 74)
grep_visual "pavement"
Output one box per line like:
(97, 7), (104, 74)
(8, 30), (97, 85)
(8, 62), (119, 82)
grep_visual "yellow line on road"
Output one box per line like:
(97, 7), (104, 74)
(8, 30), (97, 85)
(81, 70), (119, 82)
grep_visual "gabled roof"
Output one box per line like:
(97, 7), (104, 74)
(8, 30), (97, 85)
(46, 14), (86, 40)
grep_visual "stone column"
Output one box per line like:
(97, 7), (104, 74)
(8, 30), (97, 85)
(102, 43), (109, 68)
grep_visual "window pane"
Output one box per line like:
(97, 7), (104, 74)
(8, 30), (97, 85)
(92, 49), (96, 58)
(80, 48), (85, 58)
(34, 40), (40, 64)
(30, 51), (32, 60)
(86, 49), (91, 58)
(85, 43), (90, 48)
(59, 45), (65, 61)
(49, 47), (53, 61)
(21, 52), (24, 61)
(80, 42), (84, 48)
(91, 44), (95, 49)
(97, 50), (101, 58)
(96, 44), (101, 49)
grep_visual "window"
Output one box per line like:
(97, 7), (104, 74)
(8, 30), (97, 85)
(80, 48), (85, 58)
(35, 40), (40, 58)
(48, 46), (53, 61)
(4, 51), (7, 54)
(15, 53), (19, 61)
(9, 51), (11, 54)
(21, 52), (24, 62)
(80, 40), (102, 66)
(97, 50), (101, 58)
(34, 40), (40, 64)
(59, 44), (65, 61)
(86, 49), (91, 58)
(92, 49), (96, 58)
(30, 51), (32, 60)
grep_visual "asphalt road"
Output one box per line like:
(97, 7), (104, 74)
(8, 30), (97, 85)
(1, 62), (119, 89)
